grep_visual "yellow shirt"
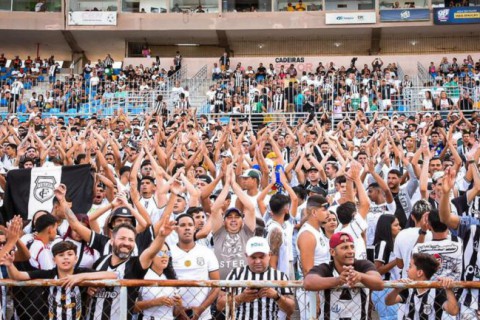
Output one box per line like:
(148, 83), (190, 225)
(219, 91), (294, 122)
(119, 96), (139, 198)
(295, 3), (306, 10)
(286, 5), (295, 11)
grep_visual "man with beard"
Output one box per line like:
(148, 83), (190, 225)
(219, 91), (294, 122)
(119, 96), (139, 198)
(54, 184), (175, 319)
(171, 214), (220, 320)
(304, 232), (384, 319)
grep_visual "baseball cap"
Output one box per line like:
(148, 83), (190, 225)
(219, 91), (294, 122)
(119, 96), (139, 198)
(329, 232), (354, 249)
(208, 120), (216, 125)
(224, 207), (244, 219)
(245, 237), (270, 256)
(424, 113), (432, 118)
(108, 207), (136, 229)
(307, 185), (326, 196)
(210, 189), (232, 200)
(221, 150), (232, 158)
(240, 169), (261, 179)
(197, 174), (213, 184)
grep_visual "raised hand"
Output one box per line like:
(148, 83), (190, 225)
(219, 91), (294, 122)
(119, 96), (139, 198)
(442, 167), (456, 195)
(54, 184), (67, 202)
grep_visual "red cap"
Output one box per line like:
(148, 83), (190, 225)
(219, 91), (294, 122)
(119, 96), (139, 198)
(329, 232), (354, 249)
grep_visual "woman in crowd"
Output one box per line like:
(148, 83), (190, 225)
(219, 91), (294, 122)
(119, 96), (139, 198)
(372, 215), (402, 320)
(134, 243), (181, 320)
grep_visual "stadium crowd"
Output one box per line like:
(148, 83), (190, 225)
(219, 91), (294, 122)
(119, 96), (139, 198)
(2, 53), (480, 117)
(0, 54), (478, 320)
(0, 104), (476, 319)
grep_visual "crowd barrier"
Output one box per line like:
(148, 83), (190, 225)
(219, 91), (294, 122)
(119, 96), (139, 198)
(0, 279), (478, 320)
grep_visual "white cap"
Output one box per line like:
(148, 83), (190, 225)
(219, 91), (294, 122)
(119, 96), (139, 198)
(424, 113), (432, 117)
(245, 237), (270, 257)
(221, 150), (232, 158)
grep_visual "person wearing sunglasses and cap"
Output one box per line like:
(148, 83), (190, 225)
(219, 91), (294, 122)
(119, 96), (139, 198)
(304, 232), (383, 319)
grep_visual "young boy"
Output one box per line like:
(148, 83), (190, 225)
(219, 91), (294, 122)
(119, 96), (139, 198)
(5, 241), (118, 320)
(385, 253), (459, 319)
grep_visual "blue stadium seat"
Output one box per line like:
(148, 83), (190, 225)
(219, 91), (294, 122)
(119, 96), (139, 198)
(23, 82), (32, 90)
(67, 109), (77, 114)
(17, 104), (26, 113)
(49, 108), (60, 114)
(0, 98), (7, 107)
(38, 76), (45, 82)
(219, 116), (230, 124)
(0, 67), (6, 73)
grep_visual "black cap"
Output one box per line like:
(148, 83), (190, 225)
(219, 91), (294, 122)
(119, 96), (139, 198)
(307, 185), (326, 196)
(108, 207), (136, 229)
(210, 189), (231, 200)
(224, 207), (244, 219)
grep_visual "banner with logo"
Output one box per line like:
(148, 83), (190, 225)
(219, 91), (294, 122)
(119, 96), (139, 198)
(380, 9), (430, 22)
(2, 164), (93, 221)
(325, 12), (376, 24)
(434, 7), (480, 24)
(68, 11), (117, 26)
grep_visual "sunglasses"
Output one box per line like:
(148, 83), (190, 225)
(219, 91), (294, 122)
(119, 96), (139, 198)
(158, 250), (171, 257)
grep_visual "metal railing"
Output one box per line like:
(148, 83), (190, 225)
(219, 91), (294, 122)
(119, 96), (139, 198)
(0, 279), (478, 320)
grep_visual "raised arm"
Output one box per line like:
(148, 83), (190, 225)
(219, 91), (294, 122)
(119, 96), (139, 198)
(139, 193), (177, 270)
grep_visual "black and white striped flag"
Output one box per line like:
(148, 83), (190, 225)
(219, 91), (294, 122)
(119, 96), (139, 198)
(2, 164), (94, 222)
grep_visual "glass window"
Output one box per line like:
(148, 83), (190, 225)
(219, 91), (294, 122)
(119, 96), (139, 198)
(274, 0), (322, 11)
(172, 0), (219, 12)
(0, 0), (61, 11)
(379, 0), (428, 8)
(123, 0), (168, 12)
(0, 0), (11, 11)
(325, 0), (374, 10)
(222, 0), (271, 11)
(69, 0), (117, 11)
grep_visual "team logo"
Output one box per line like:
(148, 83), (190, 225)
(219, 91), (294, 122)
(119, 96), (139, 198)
(34, 176), (57, 203)
(423, 303), (432, 315)
(185, 260), (192, 267)
(437, 9), (450, 22)
(197, 257), (205, 266)
(331, 303), (342, 313)
(400, 10), (411, 19)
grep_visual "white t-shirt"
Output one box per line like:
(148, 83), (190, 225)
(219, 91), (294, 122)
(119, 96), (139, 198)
(412, 238), (463, 281)
(394, 227), (433, 278)
(171, 244), (219, 320)
(366, 200), (396, 246)
(28, 239), (56, 270)
(341, 214), (368, 260)
(138, 270), (176, 319)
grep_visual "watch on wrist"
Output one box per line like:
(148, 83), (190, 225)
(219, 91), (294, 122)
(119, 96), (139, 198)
(274, 292), (282, 301)
(418, 229), (427, 235)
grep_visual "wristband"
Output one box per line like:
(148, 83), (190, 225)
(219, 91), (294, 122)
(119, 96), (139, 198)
(274, 292), (282, 301)
(418, 229), (427, 236)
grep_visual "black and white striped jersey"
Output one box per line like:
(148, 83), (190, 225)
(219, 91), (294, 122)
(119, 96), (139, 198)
(398, 288), (448, 320)
(27, 267), (94, 320)
(224, 266), (292, 320)
(86, 255), (148, 320)
(308, 260), (376, 320)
